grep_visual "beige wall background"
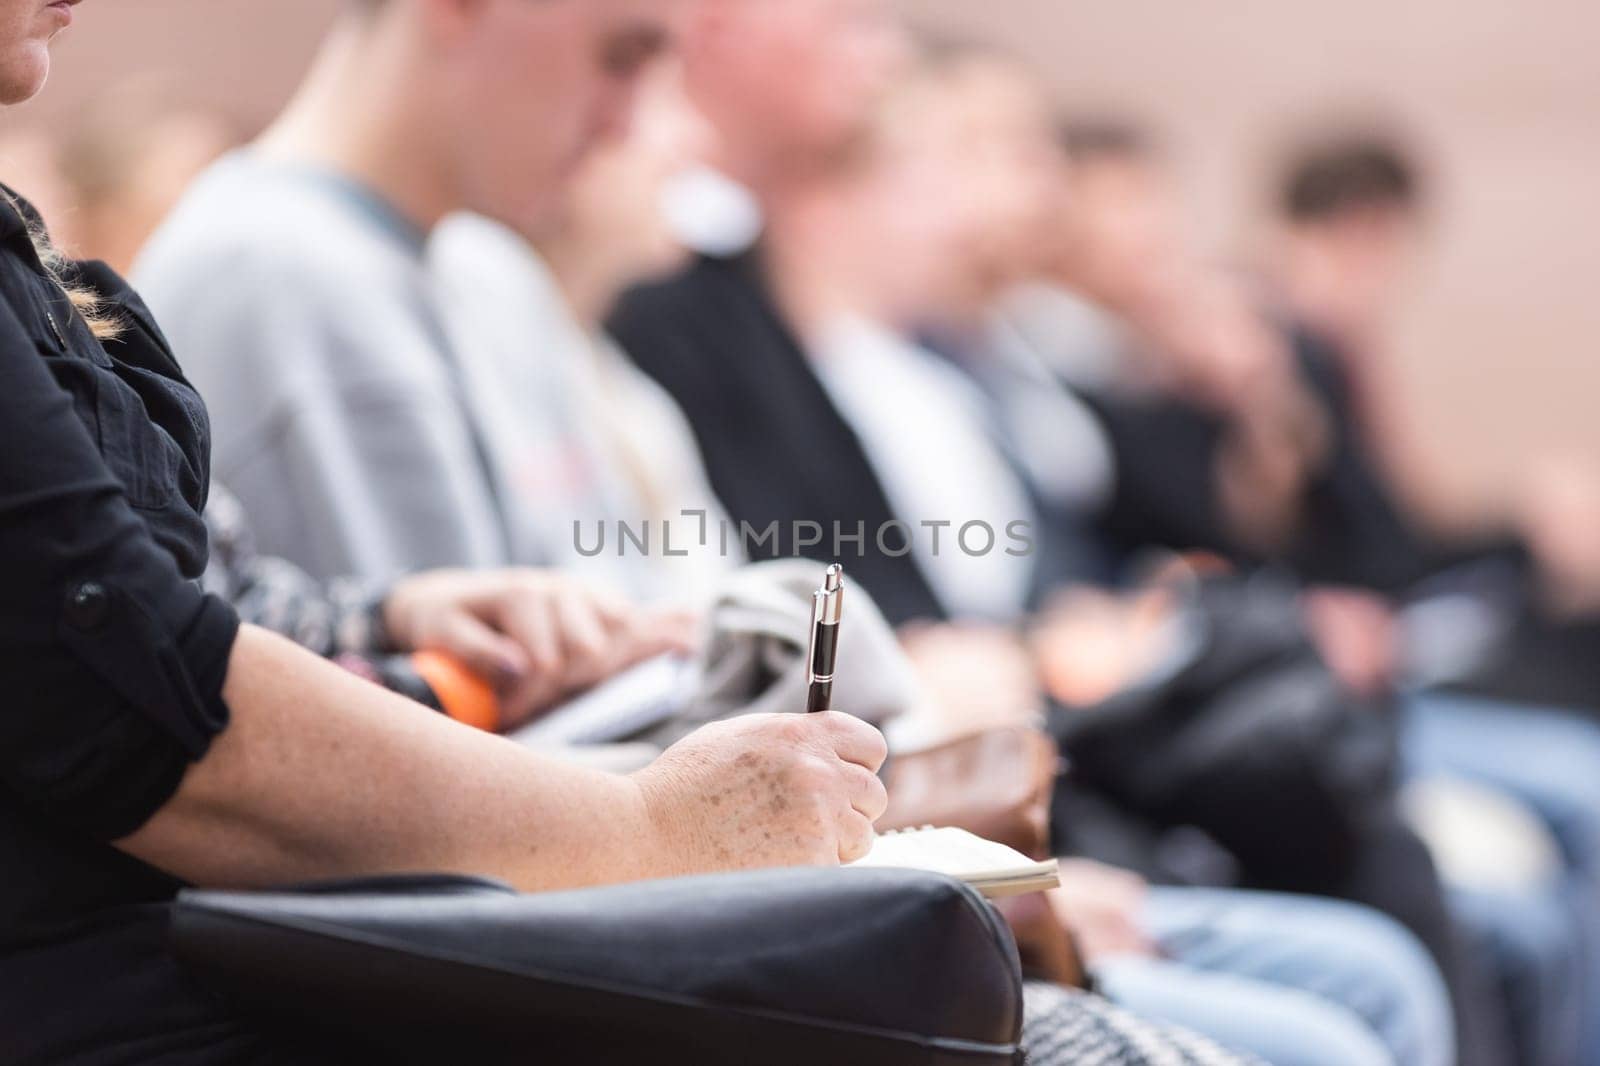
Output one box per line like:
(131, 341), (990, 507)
(8, 0), (1598, 522)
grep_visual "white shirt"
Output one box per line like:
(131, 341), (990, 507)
(810, 315), (1038, 621)
(985, 285), (1120, 513)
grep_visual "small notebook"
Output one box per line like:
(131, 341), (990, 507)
(850, 826), (1061, 899)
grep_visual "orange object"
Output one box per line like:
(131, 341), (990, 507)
(411, 650), (501, 733)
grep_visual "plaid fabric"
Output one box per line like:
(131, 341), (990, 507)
(201, 484), (392, 658)
(1021, 984), (1259, 1066)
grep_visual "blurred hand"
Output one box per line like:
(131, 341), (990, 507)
(1144, 271), (1310, 419)
(1130, 270), (1332, 554)
(1215, 406), (1318, 553)
(633, 712), (890, 871)
(898, 623), (1044, 738)
(1031, 585), (1179, 708)
(1300, 586), (1398, 698)
(1517, 454), (1600, 617)
(381, 569), (700, 728)
(1047, 859), (1156, 963)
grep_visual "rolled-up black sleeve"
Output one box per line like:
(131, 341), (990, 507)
(0, 297), (239, 842)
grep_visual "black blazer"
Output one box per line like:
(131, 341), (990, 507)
(610, 252), (948, 627)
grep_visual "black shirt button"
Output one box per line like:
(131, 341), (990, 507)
(66, 582), (112, 632)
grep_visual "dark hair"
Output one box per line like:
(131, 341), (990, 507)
(1280, 137), (1419, 222)
(1055, 118), (1158, 166)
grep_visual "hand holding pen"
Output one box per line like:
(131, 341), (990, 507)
(805, 564), (844, 713)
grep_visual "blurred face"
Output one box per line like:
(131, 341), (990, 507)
(942, 68), (1065, 303)
(855, 64), (1063, 325)
(686, 0), (909, 168)
(440, 0), (683, 232)
(553, 61), (713, 283)
(848, 125), (973, 323)
(1295, 204), (1420, 324)
(0, 0), (77, 105)
(1062, 155), (1184, 311)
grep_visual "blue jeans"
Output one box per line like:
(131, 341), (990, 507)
(1094, 886), (1454, 1066)
(1404, 692), (1600, 1066)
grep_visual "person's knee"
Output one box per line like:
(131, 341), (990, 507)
(1148, 889), (1455, 1066)
(1275, 896), (1456, 1066)
(1095, 958), (1397, 1066)
(1255, 992), (1400, 1066)
(1406, 694), (1600, 849)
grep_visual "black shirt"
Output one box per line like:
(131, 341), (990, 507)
(609, 252), (947, 627)
(0, 189), (295, 1064)
(1278, 325), (1442, 593)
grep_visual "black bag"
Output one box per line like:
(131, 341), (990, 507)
(1050, 572), (1398, 891)
(1048, 574), (1503, 1066)
(171, 867), (1025, 1065)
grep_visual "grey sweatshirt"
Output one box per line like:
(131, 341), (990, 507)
(135, 153), (513, 583)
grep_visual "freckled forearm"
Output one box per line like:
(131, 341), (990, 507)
(117, 625), (665, 893)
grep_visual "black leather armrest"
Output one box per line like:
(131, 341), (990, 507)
(172, 867), (1023, 1065)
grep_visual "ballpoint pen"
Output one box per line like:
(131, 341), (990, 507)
(805, 564), (844, 713)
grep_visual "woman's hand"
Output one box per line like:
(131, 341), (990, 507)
(632, 712), (890, 871)
(381, 568), (700, 727)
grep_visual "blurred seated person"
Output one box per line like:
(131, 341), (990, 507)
(1269, 134), (1600, 1066)
(991, 118), (1330, 571)
(136, 0), (682, 586)
(1259, 132), (1516, 595)
(1268, 134), (1600, 708)
(613, 0), (952, 625)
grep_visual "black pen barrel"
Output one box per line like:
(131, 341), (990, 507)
(805, 679), (834, 714)
(809, 620), (839, 678)
(806, 619), (839, 713)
